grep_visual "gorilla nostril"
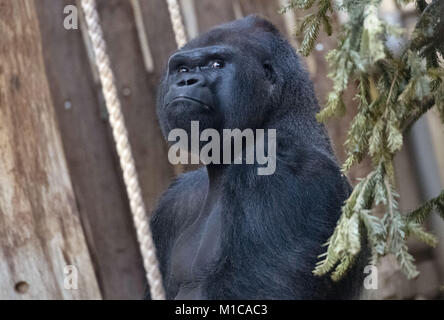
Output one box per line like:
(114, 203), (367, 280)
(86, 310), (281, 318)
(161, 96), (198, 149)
(177, 78), (200, 87)
(186, 78), (199, 86)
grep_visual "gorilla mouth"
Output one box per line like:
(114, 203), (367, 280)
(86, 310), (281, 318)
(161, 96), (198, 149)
(170, 96), (212, 110)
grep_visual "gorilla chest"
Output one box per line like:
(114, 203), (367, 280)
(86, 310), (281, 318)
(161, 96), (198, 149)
(170, 201), (223, 285)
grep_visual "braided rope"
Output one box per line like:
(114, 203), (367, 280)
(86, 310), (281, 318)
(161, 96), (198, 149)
(166, 0), (188, 48)
(80, 0), (165, 300)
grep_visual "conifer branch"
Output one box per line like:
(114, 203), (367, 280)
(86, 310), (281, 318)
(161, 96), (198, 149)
(283, 0), (444, 281)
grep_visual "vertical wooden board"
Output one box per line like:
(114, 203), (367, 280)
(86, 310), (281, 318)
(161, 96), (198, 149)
(238, 0), (287, 35)
(0, 0), (100, 299)
(96, 0), (176, 211)
(137, 0), (180, 67)
(36, 0), (147, 299)
(193, 0), (236, 33)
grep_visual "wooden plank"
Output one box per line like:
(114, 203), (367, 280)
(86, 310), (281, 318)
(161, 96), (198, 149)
(194, 0), (236, 33)
(238, 0), (288, 34)
(137, 0), (179, 68)
(36, 0), (146, 299)
(0, 0), (100, 299)
(96, 0), (176, 210)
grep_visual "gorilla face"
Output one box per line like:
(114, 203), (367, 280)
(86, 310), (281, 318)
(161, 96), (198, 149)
(162, 45), (234, 134)
(157, 18), (280, 142)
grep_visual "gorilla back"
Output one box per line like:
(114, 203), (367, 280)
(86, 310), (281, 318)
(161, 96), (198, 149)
(151, 15), (367, 299)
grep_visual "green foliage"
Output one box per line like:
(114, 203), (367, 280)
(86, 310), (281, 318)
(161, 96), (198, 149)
(280, 0), (334, 56)
(407, 190), (444, 224)
(283, 0), (444, 280)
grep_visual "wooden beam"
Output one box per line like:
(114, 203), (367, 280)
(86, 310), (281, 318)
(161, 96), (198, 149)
(0, 0), (100, 299)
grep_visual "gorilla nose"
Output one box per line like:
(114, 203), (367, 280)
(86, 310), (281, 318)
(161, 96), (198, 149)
(176, 74), (205, 88)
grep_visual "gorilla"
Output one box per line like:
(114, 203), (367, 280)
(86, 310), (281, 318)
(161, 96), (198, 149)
(150, 15), (367, 299)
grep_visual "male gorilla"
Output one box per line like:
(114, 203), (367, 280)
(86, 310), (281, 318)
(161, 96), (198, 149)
(151, 15), (366, 299)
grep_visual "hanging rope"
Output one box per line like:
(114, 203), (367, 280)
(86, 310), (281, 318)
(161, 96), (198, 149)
(166, 0), (188, 175)
(80, 0), (165, 300)
(166, 0), (188, 48)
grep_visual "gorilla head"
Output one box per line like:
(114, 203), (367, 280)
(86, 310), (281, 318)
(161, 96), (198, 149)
(157, 15), (330, 156)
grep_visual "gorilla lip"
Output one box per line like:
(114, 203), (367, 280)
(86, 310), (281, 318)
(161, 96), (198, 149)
(169, 96), (212, 110)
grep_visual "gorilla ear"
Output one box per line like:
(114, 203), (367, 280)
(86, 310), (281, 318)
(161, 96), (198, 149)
(263, 61), (276, 84)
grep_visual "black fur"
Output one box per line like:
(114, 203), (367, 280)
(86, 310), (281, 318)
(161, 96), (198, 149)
(149, 15), (367, 299)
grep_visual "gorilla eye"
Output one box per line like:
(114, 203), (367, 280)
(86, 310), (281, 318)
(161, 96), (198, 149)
(211, 60), (224, 69)
(178, 66), (189, 73)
